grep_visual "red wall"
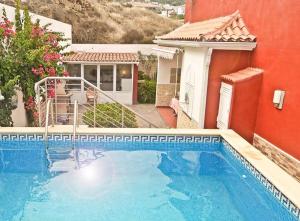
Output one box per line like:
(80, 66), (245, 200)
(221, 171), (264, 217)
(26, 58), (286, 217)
(228, 75), (263, 143)
(204, 50), (251, 128)
(188, 0), (300, 159)
(132, 64), (138, 104)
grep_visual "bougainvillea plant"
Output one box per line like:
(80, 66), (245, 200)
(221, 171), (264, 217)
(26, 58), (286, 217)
(0, 0), (69, 126)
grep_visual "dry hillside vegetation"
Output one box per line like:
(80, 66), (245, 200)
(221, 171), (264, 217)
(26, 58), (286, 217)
(1, 0), (181, 43)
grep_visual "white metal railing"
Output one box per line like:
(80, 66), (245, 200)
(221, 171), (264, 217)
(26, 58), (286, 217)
(35, 77), (158, 128)
(44, 99), (54, 142)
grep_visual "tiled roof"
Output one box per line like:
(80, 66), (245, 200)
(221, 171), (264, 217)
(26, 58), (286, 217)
(156, 11), (256, 42)
(63, 52), (139, 63)
(221, 67), (263, 83)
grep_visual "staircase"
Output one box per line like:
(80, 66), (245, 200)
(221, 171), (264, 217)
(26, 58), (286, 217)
(35, 76), (158, 129)
(46, 145), (75, 172)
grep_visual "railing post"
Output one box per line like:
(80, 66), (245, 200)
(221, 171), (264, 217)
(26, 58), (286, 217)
(93, 87), (96, 128)
(45, 80), (48, 105)
(37, 86), (41, 126)
(51, 100), (54, 127)
(73, 100), (78, 141)
(54, 79), (57, 124)
(121, 106), (124, 128)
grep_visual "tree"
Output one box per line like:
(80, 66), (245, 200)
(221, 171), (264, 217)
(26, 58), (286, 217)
(0, 0), (69, 126)
(137, 51), (157, 80)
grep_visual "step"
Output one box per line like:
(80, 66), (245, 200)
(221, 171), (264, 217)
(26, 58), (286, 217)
(49, 159), (76, 172)
(47, 147), (73, 155)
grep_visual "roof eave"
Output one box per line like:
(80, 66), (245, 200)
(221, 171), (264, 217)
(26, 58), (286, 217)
(153, 39), (257, 51)
(62, 60), (139, 64)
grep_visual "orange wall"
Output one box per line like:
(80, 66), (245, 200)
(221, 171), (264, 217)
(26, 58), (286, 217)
(204, 50), (251, 128)
(188, 0), (300, 159)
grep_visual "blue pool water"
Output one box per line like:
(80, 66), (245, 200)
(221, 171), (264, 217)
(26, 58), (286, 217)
(0, 139), (297, 221)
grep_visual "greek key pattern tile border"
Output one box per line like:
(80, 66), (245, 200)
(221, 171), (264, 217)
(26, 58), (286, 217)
(0, 133), (221, 143)
(222, 140), (300, 220)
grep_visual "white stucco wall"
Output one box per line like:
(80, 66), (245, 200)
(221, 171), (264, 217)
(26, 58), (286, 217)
(179, 47), (209, 128)
(11, 89), (28, 127)
(0, 3), (72, 50)
(157, 55), (182, 84)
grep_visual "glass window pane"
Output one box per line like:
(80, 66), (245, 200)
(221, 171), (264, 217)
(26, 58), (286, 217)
(84, 65), (97, 87)
(100, 65), (114, 91)
(116, 64), (132, 91)
(65, 64), (81, 89)
(170, 68), (181, 83)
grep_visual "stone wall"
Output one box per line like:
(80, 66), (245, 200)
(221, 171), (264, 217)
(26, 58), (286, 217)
(155, 84), (180, 107)
(177, 107), (199, 129)
(253, 133), (300, 182)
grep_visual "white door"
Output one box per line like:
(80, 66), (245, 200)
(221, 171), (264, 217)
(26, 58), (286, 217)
(217, 82), (233, 129)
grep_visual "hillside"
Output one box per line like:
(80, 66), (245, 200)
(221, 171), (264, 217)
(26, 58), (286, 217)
(1, 0), (181, 43)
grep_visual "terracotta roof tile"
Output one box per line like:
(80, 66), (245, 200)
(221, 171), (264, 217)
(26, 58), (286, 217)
(221, 67), (263, 83)
(156, 11), (256, 42)
(63, 52), (139, 63)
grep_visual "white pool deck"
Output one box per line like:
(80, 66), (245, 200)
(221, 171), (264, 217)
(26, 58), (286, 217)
(0, 126), (299, 210)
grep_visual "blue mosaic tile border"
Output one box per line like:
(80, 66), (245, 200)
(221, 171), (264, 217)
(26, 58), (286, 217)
(0, 134), (44, 141)
(0, 133), (221, 143)
(75, 134), (221, 143)
(222, 140), (300, 221)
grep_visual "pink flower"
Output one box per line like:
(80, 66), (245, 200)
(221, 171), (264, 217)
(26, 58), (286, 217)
(31, 26), (44, 38)
(25, 96), (36, 111)
(47, 33), (59, 47)
(63, 71), (69, 77)
(0, 19), (15, 37)
(32, 66), (45, 76)
(48, 88), (55, 98)
(46, 67), (56, 76)
(43, 52), (61, 62)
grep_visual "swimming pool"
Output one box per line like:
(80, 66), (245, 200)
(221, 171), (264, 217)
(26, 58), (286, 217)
(0, 133), (299, 221)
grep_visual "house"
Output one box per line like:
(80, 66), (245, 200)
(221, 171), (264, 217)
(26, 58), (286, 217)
(154, 10), (256, 129)
(62, 52), (139, 105)
(154, 0), (300, 179)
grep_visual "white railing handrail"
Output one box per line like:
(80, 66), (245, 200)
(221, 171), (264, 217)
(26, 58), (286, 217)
(73, 100), (78, 141)
(35, 76), (158, 128)
(44, 99), (54, 142)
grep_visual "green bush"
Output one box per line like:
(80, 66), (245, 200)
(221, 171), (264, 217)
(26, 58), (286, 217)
(138, 79), (156, 104)
(138, 71), (151, 80)
(82, 103), (138, 128)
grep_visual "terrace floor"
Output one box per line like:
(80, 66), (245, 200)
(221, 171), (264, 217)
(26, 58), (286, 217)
(128, 104), (168, 128)
(157, 107), (177, 128)
(128, 104), (177, 128)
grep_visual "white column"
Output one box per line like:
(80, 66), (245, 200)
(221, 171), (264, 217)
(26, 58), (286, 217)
(198, 48), (212, 128)
(97, 65), (100, 88)
(81, 64), (84, 93)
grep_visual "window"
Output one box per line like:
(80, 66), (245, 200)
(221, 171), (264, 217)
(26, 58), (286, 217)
(100, 65), (114, 91)
(84, 65), (97, 87)
(116, 64), (132, 91)
(170, 68), (181, 83)
(65, 64), (81, 89)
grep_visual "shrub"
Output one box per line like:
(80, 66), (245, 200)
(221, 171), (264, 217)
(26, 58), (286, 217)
(0, 0), (67, 126)
(138, 71), (151, 81)
(82, 103), (138, 128)
(138, 79), (156, 104)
